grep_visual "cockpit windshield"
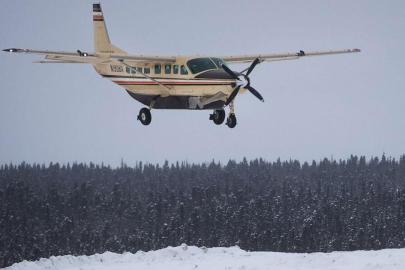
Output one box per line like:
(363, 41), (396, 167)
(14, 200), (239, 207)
(186, 57), (227, 74)
(211, 58), (228, 69)
(187, 58), (216, 74)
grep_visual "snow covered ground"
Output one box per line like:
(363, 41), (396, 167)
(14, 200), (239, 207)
(5, 245), (405, 270)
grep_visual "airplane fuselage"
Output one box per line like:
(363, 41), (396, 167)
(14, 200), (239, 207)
(92, 56), (245, 110)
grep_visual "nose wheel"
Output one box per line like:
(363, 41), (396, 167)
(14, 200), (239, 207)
(138, 108), (152, 125)
(226, 101), (237, 128)
(226, 114), (237, 128)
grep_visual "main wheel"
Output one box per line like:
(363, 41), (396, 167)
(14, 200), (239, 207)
(212, 110), (225, 125)
(138, 108), (152, 125)
(226, 114), (237, 128)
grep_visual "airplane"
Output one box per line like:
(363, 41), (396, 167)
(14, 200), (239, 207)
(3, 3), (360, 129)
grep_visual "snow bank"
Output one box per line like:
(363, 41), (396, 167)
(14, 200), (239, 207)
(5, 245), (405, 270)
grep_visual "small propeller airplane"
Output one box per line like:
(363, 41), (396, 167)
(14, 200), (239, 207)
(3, 3), (360, 128)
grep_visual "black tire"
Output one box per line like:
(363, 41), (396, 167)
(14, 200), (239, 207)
(226, 114), (237, 128)
(138, 108), (152, 125)
(213, 110), (226, 125)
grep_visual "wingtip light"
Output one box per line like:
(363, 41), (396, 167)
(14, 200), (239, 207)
(3, 48), (18, 52)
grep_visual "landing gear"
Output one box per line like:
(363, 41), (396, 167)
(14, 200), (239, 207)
(137, 95), (160, 126)
(137, 108), (151, 125)
(226, 101), (237, 128)
(226, 114), (237, 128)
(209, 109), (225, 125)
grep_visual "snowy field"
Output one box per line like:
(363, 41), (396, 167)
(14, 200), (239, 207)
(5, 245), (405, 270)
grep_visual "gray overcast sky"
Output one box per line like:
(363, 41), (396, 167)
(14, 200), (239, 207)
(1, 0), (404, 167)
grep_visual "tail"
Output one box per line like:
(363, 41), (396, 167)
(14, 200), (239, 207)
(93, 3), (126, 54)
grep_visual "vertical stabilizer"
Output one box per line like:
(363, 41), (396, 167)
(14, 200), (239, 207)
(93, 3), (126, 54)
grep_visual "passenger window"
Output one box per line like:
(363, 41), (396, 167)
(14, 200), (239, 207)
(165, 65), (171, 74)
(144, 67), (150, 74)
(126, 67), (130, 73)
(131, 68), (136, 74)
(173, 65), (179, 74)
(137, 67), (142, 73)
(181, 65), (188, 75)
(155, 64), (161, 74)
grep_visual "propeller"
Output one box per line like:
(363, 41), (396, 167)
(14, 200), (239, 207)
(221, 58), (264, 107)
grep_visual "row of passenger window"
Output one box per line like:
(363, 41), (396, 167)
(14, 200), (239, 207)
(126, 66), (150, 74)
(125, 64), (189, 75)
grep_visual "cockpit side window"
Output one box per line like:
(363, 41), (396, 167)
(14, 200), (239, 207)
(211, 58), (227, 69)
(186, 58), (217, 74)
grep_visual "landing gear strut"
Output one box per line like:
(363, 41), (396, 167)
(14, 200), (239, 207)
(209, 109), (225, 125)
(226, 101), (237, 128)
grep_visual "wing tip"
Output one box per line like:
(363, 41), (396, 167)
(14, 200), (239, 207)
(3, 48), (18, 52)
(3, 48), (26, 53)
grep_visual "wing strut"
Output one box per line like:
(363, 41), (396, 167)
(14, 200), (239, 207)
(118, 60), (172, 95)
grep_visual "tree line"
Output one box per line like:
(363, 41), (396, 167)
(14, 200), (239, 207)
(1, 154), (405, 268)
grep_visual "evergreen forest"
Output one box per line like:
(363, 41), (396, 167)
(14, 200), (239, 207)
(1, 154), (405, 268)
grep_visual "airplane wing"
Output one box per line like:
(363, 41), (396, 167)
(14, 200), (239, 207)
(33, 60), (88, 64)
(3, 48), (176, 64)
(218, 48), (361, 64)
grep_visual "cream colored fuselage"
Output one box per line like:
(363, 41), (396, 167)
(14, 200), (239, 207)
(92, 56), (243, 98)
